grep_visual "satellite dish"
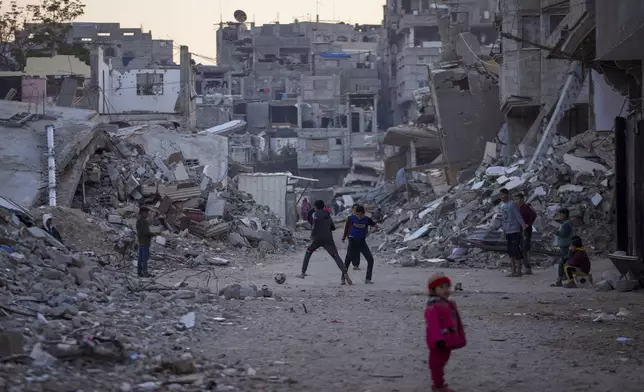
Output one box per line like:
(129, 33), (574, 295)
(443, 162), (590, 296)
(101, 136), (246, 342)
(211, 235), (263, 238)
(234, 10), (248, 23)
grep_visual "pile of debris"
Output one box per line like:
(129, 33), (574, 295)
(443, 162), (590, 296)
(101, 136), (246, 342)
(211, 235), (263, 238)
(0, 199), (294, 390)
(371, 130), (616, 269)
(76, 132), (300, 255)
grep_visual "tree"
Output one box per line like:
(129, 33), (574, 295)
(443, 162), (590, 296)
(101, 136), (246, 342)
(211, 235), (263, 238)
(0, 0), (86, 71)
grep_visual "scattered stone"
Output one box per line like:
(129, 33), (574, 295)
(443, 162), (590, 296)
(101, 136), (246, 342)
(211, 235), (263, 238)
(614, 280), (640, 293)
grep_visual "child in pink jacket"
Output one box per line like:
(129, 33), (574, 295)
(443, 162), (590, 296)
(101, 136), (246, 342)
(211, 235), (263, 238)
(425, 273), (466, 392)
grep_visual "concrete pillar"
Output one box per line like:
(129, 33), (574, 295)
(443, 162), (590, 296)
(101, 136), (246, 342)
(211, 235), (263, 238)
(408, 27), (415, 48)
(179, 45), (196, 129)
(297, 96), (303, 128)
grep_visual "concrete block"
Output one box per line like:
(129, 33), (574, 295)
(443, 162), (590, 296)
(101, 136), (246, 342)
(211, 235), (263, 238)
(0, 331), (24, 357)
(107, 214), (122, 224)
(174, 162), (190, 181)
(615, 280), (640, 292)
(563, 154), (608, 174)
(205, 193), (226, 219)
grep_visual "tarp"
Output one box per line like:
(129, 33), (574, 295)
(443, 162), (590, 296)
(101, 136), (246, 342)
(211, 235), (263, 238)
(198, 120), (246, 136)
(320, 52), (351, 58)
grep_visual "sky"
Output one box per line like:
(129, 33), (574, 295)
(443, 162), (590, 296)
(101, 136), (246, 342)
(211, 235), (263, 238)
(16, 0), (385, 64)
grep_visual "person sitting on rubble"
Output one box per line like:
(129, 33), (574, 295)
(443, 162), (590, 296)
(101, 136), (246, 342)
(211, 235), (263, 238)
(552, 208), (573, 287)
(559, 236), (591, 288)
(42, 214), (64, 244)
(136, 206), (154, 278)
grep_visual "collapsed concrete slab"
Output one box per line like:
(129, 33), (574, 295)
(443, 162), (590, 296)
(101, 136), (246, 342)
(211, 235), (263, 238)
(429, 65), (504, 183)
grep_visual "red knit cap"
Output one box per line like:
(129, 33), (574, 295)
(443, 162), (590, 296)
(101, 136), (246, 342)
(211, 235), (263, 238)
(428, 273), (451, 292)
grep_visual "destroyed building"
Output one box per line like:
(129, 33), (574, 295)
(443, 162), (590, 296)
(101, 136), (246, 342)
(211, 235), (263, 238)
(380, 0), (498, 126)
(20, 22), (174, 68)
(215, 16), (383, 185)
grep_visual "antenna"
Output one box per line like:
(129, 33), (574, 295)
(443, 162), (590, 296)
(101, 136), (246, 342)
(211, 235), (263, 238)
(219, 0), (222, 23)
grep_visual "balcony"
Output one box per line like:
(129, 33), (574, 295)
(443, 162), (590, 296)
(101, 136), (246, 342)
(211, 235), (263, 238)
(546, 0), (595, 59)
(396, 14), (439, 34)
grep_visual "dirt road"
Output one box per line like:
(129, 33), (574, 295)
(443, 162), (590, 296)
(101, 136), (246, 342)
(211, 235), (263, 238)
(163, 234), (644, 392)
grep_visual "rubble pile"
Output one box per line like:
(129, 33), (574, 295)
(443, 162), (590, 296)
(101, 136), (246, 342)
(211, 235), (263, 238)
(75, 135), (301, 256)
(0, 202), (295, 390)
(371, 130), (616, 269)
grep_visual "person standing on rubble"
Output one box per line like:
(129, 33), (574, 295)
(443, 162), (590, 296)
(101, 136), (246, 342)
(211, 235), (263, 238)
(298, 200), (353, 285)
(500, 188), (526, 277)
(42, 214), (64, 244)
(136, 206), (154, 278)
(515, 193), (537, 275)
(342, 205), (380, 284)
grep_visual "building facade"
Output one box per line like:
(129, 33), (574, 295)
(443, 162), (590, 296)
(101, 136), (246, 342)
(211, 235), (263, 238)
(381, 0), (498, 127)
(215, 19), (383, 185)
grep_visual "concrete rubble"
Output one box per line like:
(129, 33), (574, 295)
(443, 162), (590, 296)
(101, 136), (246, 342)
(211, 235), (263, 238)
(77, 130), (303, 254)
(365, 130), (616, 269)
(0, 194), (298, 390)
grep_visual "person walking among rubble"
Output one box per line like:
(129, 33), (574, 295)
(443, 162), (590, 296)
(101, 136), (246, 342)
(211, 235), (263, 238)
(343, 204), (363, 270)
(500, 188), (527, 277)
(298, 200), (353, 285)
(301, 198), (311, 222)
(136, 206), (154, 278)
(552, 208), (573, 286)
(425, 273), (466, 392)
(42, 214), (64, 244)
(515, 193), (537, 275)
(342, 205), (381, 283)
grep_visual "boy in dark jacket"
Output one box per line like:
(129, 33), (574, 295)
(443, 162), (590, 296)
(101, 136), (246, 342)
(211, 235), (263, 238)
(342, 205), (380, 284)
(298, 200), (352, 285)
(515, 193), (537, 274)
(562, 236), (591, 288)
(136, 206), (153, 278)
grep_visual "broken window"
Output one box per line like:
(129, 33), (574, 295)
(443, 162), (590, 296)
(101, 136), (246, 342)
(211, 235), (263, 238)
(520, 16), (540, 49)
(351, 112), (361, 133)
(336, 138), (342, 145)
(313, 79), (330, 90)
(548, 14), (566, 36)
(136, 73), (164, 96)
(308, 139), (328, 151)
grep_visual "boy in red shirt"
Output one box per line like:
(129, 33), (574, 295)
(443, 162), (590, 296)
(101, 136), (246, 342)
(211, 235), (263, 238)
(515, 193), (537, 274)
(425, 273), (466, 392)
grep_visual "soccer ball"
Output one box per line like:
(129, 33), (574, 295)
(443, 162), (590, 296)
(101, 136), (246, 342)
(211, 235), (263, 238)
(274, 272), (286, 284)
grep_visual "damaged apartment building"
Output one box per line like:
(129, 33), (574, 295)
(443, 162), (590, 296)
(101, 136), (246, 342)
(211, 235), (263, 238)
(215, 15), (382, 187)
(495, 0), (623, 158)
(494, 0), (644, 274)
(380, 0), (499, 127)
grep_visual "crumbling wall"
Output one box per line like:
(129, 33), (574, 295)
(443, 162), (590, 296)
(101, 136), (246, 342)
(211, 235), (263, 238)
(195, 105), (232, 129)
(297, 129), (350, 170)
(97, 48), (181, 114)
(431, 66), (504, 174)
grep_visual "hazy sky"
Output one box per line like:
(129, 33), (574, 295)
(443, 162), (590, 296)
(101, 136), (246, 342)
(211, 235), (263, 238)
(17, 0), (385, 64)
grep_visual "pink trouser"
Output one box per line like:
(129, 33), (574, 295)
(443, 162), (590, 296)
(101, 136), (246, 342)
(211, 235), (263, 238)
(429, 349), (451, 388)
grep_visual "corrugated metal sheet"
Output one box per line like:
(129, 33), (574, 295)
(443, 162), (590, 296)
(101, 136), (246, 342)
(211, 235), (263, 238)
(238, 174), (288, 224)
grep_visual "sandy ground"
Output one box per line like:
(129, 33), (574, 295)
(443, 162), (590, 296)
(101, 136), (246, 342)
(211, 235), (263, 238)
(160, 231), (644, 392)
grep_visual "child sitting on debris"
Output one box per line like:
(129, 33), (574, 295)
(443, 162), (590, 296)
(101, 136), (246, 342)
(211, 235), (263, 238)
(425, 273), (466, 392)
(560, 236), (591, 288)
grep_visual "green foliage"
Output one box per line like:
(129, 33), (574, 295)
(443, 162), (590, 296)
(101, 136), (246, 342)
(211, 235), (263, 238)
(0, 0), (86, 71)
